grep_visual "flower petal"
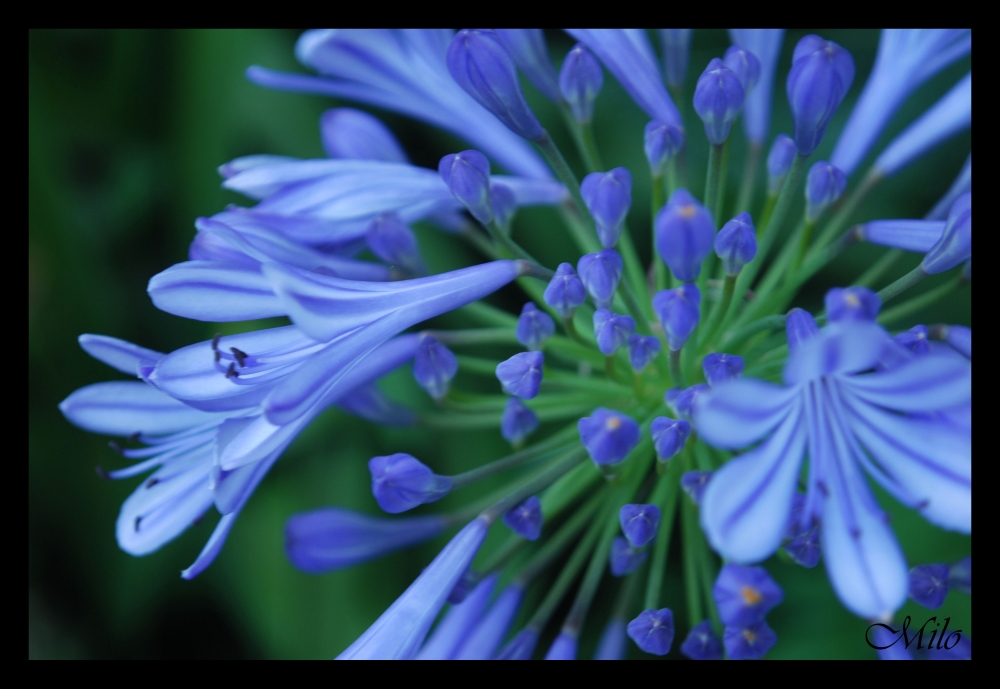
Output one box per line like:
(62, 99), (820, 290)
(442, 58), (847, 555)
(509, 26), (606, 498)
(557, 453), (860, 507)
(78, 335), (163, 376)
(784, 321), (889, 385)
(59, 381), (219, 436)
(147, 260), (284, 322)
(844, 354), (971, 412)
(693, 378), (799, 449)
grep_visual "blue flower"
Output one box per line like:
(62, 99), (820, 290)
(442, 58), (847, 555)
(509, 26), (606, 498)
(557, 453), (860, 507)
(658, 29), (692, 89)
(500, 397), (539, 445)
(439, 150), (494, 224)
(581, 168), (633, 249)
(859, 193), (972, 274)
(908, 563), (950, 609)
(609, 536), (647, 576)
(543, 262), (586, 317)
(695, 305), (971, 619)
(416, 574), (498, 660)
(680, 620), (724, 660)
(644, 121), (685, 175)
(680, 470), (713, 504)
(627, 608), (675, 656)
(651, 416), (691, 462)
(766, 133), (797, 192)
(619, 504), (660, 548)
(655, 189), (715, 282)
(724, 621), (778, 660)
(496, 351), (544, 399)
(702, 353), (745, 386)
(653, 284), (701, 350)
(713, 563), (784, 627)
(805, 161), (847, 220)
(503, 496), (543, 541)
(578, 249), (623, 309)
(320, 107), (409, 163)
(516, 302), (555, 351)
(544, 632), (578, 660)
(593, 308), (635, 356)
(714, 213), (757, 276)
(559, 43), (604, 124)
(369, 453), (453, 514)
(453, 583), (525, 659)
(578, 408), (641, 466)
(494, 29), (561, 102)
(413, 335), (458, 400)
(728, 30), (785, 145)
(693, 58), (745, 145)
(627, 334), (661, 372)
(786, 35), (855, 155)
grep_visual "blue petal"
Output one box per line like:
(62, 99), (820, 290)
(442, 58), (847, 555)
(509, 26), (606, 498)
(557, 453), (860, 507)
(701, 406), (807, 563)
(784, 321), (889, 385)
(693, 378), (799, 449)
(416, 574), (498, 660)
(453, 584), (524, 660)
(78, 335), (163, 376)
(845, 354), (971, 412)
(861, 220), (945, 253)
(147, 260), (284, 322)
(336, 384), (415, 426)
(59, 381), (221, 436)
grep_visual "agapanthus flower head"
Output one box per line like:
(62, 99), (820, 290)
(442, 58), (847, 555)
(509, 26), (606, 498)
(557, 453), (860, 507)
(948, 555), (971, 595)
(496, 351), (544, 400)
(825, 286), (881, 323)
(503, 495), (543, 541)
(714, 213), (758, 276)
(627, 608), (675, 656)
(693, 58), (746, 145)
(909, 563), (950, 609)
(713, 563), (784, 627)
(516, 302), (555, 351)
(627, 334), (661, 372)
(578, 249), (623, 309)
(413, 335), (458, 400)
(655, 189), (715, 282)
(665, 383), (709, 420)
(786, 35), (855, 155)
(439, 150), (494, 224)
(581, 168), (633, 248)
(659, 29), (692, 89)
(723, 45), (761, 94)
(767, 133), (797, 193)
(609, 536), (648, 576)
(578, 408), (640, 466)
(337, 517), (489, 659)
(681, 470), (713, 504)
(543, 262), (586, 317)
(284, 508), (446, 573)
(493, 29), (561, 102)
(653, 284), (701, 350)
(703, 353), (745, 386)
(922, 191), (971, 274)
(593, 308), (635, 356)
(644, 120), (685, 175)
(619, 503), (661, 548)
(805, 161), (847, 220)
(447, 29), (545, 142)
(680, 620), (724, 660)
(416, 573), (498, 660)
(559, 43), (604, 124)
(651, 416), (691, 462)
(544, 632), (579, 660)
(728, 30), (785, 145)
(366, 213), (426, 276)
(501, 397), (539, 445)
(724, 621), (778, 660)
(321, 107), (409, 163)
(369, 453), (453, 514)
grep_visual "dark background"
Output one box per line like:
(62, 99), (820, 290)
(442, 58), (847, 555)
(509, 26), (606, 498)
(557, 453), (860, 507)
(29, 29), (971, 658)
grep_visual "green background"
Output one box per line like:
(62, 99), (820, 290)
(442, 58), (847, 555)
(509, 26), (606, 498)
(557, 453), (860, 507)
(28, 29), (971, 659)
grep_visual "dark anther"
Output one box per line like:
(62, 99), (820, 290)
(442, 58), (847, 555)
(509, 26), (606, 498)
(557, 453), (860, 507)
(95, 466), (111, 480)
(817, 480), (829, 497)
(851, 527), (862, 539)
(214, 350), (221, 363)
(226, 362), (239, 378)
(212, 333), (222, 351)
(108, 441), (124, 455)
(230, 347), (248, 367)
(128, 431), (141, 442)
(146, 477), (159, 489)
(191, 513), (206, 527)
(134, 516), (142, 532)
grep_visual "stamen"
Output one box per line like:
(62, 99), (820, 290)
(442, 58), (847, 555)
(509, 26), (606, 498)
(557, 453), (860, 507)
(145, 477), (159, 488)
(108, 441), (124, 455)
(128, 431), (141, 442)
(226, 362), (239, 378)
(741, 585), (763, 606)
(211, 333), (221, 351)
(214, 350), (221, 363)
(230, 347), (248, 367)
(134, 516), (142, 532)
(95, 466), (111, 480)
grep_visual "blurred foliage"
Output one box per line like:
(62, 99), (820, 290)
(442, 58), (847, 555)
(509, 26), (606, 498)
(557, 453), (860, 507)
(29, 29), (970, 659)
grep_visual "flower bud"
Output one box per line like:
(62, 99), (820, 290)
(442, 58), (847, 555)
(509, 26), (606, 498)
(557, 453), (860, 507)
(627, 334), (661, 372)
(447, 29), (545, 142)
(496, 351), (544, 399)
(908, 563), (950, 609)
(680, 620), (723, 660)
(439, 150), (493, 224)
(503, 495), (543, 541)
(620, 504), (661, 548)
(659, 29), (692, 89)
(609, 536), (648, 576)
(825, 286), (881, 323)
(693, 58), (745, 145)
(366, 213), (426, 276)
(942, 325), (971, 360)
(766, 133), (797, 193)
(644, 120), (685, 175)
(516, 302), (555, 351)
(785, 307), (820, 353)
(578, 408), (640, 466)
(655, 189), (715, 282)
(368, 453), (452, 514)
(578, 249), (623, 309)
(724, 621), (778, 660)
(627, 608), (675, 656)
(494, 29), (560, 102)
(665, 383), (709, 420)
(593, 308), (635, 356)
(680, 470), (713, 504)
(413, 335), (458, 400)
(893, 325), (930, 355)
(559, 43), (604, 123)
(651, 416), (691, 461)
(653, 284), (701, 350)
(320, 108), (408, 163)
(501, 397), (539, 445)
(491, 182), (517, 229)
(702, 353), (745, 386)
(786, 35), (855, 155)
(543, 262), (586, 317)
(723, 45), (762, 93)
(713, 563), (784, 627)
(714, 212), (758, 276)
(922, 192), (971, 274)
(581, 168), (633, 248)
(544, 632), (578, 660)
(948, 555), (971, 595)
(805, 161), (847, 220)
(783, 527), (820, 568)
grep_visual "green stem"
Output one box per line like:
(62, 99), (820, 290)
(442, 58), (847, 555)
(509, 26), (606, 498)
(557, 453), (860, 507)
(450, 426), (580, 488)
(651, 170), (668, 292)
(787, 217), (816, 276)
(720, 314), (786, 352)
(665, 157), (679, 198)
(757, 193), (777, 238)
(855, 249), (902, 288)
(580, 121), (604, 172)
(704, 143), (724, 219)
(484, 218), (541, 264)
(428, 328), (517, 346)
(695, 527), (722, 631)
(698, 274), (737, 351)
(808, 167), (882, 257)
(735, 144), (762, 215)
(480, 447), (588, 524)
(877, 275), (962, 326)
(515, 490), (606, 584)
(681, 452), (704, 626)
(877, 264), (928, 305)
(644, 461), (681, 610)
(562, 500), (623, 634)
(537, 132), (594, 241)
(669, 348), (685, 387)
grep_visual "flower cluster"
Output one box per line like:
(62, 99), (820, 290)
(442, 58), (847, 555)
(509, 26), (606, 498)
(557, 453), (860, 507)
(61, 28), (971, 659)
